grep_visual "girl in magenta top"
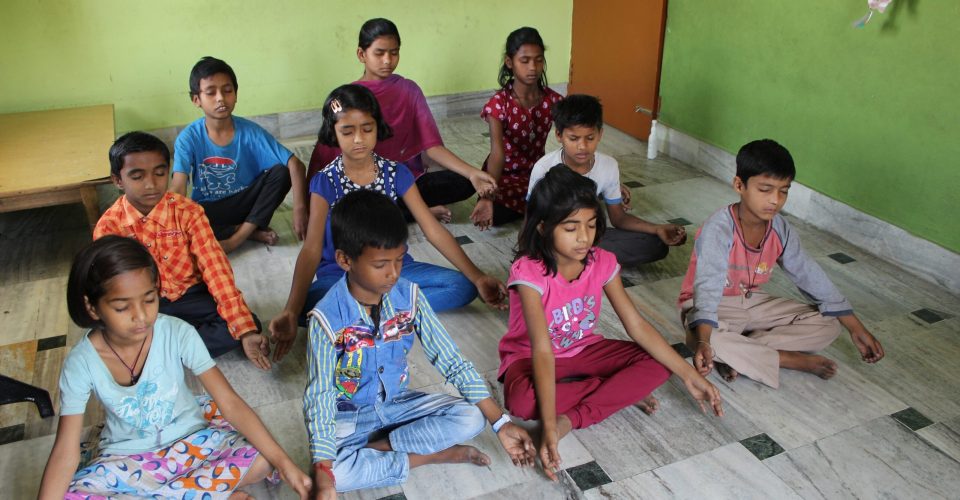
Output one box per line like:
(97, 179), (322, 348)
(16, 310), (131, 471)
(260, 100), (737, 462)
(308, 18), (496, 222)
(498, 164), (723, 482)
(472, 27), (564, 229)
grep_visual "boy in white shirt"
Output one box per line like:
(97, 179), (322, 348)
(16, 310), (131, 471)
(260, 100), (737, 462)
(528, 94), (687, 266)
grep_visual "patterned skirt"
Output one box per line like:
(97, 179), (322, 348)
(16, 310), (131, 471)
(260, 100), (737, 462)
(66, 396), (279, 499)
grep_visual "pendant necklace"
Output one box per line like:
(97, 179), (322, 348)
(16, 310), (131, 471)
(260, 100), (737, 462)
(102, 331), (149, 385)
(737, 205), (766, 299)
(358, 296), (384, 338)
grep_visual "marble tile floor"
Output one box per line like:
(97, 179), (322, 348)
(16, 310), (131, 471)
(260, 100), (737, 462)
(0, 115), (958, 498)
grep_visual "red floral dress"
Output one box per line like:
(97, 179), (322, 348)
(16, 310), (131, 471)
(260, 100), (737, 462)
(481, 85), (563, 214)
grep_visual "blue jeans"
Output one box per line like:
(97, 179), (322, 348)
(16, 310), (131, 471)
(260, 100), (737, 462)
(333, 391), (485, 492)
(300, 261), (478, 323)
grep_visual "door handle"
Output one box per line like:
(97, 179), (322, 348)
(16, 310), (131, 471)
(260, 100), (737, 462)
(634, 105), (653, 116)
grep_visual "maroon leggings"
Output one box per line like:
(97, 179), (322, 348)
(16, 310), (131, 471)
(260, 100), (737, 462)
(502, 339), (671, 429)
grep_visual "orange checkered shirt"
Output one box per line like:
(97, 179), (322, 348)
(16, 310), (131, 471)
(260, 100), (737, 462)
(93, 192), (258, 339)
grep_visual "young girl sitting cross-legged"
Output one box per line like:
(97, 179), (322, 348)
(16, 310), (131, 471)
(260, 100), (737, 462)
(269, 84), (506, 362)
(499, 165), (724, 480)
(38, 236), (310, 499)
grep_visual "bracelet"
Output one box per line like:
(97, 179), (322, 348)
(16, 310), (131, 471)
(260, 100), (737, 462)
(696, 340), (711, 346)
(313, 461), (335, 485)
(491, 413), (512, 433)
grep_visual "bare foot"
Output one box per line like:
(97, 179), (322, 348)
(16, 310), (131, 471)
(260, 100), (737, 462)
(635, 395), (660, 415)
(716, 362), (739, 383)
(780, 351), (838, 380)
(441, 444), (491, 466)
(250, 228), (279, 246)
(228, 490), (252, 499)
(429, 205), (453, 223)
(409, 444), (491, 469)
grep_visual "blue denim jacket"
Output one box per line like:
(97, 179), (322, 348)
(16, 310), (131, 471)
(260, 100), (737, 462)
(313, 277), (419, 405)
(303, 275), (490, 461)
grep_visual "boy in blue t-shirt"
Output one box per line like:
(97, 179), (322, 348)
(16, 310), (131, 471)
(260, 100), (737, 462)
(171, 56), (307, 253)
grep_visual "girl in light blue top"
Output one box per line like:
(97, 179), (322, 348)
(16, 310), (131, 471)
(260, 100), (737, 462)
(38, 236), (311, 499)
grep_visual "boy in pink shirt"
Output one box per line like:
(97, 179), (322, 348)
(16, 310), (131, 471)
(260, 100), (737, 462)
(679, 139), (885, 388)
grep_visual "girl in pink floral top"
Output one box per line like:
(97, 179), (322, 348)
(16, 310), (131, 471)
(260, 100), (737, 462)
(472, 27), (564, 229)
(500, 165), (723, 481)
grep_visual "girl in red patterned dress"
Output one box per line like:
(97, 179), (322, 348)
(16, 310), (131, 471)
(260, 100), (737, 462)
(471, 27), (563, 229)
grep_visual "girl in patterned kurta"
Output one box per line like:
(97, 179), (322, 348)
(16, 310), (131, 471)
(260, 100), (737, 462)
(38, 236), (311, 499)
(268, 85), (508, 363)
(472, 27), (564, 229)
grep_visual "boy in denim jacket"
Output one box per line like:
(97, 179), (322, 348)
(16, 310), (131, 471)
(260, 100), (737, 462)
(303, 190), (534, 495)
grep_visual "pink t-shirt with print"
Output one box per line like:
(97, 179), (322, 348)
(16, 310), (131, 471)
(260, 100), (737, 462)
(498, 248), (621, 377)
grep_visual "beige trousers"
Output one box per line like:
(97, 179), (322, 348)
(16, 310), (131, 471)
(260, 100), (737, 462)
(682, 292), (842, 388)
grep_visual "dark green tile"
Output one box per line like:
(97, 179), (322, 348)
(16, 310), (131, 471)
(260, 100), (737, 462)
(566, 460), (611, 491)
(376, 494), (406, 500)
(0, 424), (25, 445)
(828, 252), (856, 264)
(37, 335), (67, 352)
(624, 180), (644, 188)
(740, 433), (784, 460)
(455, 235), (473, 245)
(621, 277), (637, 288)
(672, 342), (694, 359)
(667, 217), (693, 226)
(891, 407), (934, 431)
(911, 308), (945, 324)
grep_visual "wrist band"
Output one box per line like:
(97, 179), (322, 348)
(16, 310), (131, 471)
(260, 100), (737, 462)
(313, 461), (335, 485)
(696, 340), (711, 346)
(492, 413), (512, 433)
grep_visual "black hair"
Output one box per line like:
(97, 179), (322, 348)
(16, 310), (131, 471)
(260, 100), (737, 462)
(516, 164), (606, 276)
(317, 84), (394, 147)
(330, 190), (408, 260)
(553, 94), (603, 133)
(359, 18), (401, 49)
(66, 235), (159, 329)
(498, 27), (548, 90)
(108, 131), (171, 178)
(189, 56), (238, 97)
(736, 139), (796, 184)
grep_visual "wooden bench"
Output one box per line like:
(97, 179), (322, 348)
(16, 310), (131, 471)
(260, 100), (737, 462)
(0, 104), (115, 228)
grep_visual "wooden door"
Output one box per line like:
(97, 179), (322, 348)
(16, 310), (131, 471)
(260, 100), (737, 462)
(568, 0), (667, 139)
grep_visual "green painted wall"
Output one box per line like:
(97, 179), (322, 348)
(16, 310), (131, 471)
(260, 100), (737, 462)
(0, 0), (571, 132)
(659, 1), (959, 252)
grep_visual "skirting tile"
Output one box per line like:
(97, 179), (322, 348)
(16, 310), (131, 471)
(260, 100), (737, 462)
(657, 124), (960, 292)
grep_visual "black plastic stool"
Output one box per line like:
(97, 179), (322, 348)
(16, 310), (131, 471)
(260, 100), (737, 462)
(0, 375), (54, 418)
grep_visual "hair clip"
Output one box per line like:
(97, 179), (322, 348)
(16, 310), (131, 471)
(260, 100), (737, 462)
(330, 99), (343, 114)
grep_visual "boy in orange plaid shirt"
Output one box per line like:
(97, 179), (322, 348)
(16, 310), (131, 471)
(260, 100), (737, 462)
(94, 132), (273, 369)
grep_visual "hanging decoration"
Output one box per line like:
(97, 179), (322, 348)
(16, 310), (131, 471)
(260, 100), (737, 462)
(853, 0), (893, 28)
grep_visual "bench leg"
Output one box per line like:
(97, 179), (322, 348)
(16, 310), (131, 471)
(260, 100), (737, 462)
(80, 185), (100, 229)
(0, 375), (54, 418)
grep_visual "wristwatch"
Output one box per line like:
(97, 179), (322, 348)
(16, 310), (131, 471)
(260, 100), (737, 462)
(491, 413), (512, 433)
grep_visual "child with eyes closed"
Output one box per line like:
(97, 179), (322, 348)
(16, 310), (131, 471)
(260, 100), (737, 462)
(268, 84), (507, 362)
(307, 18), (497, 223)
(499, 165), (723, 480)
(472, 26), (564, 229)
(37, 236), (310, 499)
